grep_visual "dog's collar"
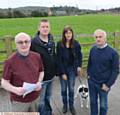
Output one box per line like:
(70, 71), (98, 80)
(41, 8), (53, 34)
(82, 95), (88, 99)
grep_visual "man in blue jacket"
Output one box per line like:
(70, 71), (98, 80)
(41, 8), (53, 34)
(87, 29), (119, 115)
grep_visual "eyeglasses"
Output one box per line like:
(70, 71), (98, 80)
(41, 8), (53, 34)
(16, 40), (31, 45)
(95, 36), (102, 38)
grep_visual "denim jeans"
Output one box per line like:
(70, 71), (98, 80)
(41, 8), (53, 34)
(60, 67), (76, 109)
(38, 80), (53, 115)
(88, 79), (108, 115)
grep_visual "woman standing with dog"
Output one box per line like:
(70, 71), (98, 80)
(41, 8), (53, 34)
(56, 26), (82, 115)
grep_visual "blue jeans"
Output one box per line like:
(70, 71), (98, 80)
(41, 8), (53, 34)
(88, 79), (108, 115)
(60, 67), (76, 109)
(38, 80), (53, 115)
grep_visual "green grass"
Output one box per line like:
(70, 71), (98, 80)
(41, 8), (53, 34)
(0, 14), (120, 37)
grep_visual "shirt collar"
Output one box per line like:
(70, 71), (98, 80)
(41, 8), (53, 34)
(97, 43), (108, 49)
(17, 51), (29, 59)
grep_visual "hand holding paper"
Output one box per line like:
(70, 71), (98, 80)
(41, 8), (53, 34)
(35, 82), (42, 91)
(22, 82), (42, 98)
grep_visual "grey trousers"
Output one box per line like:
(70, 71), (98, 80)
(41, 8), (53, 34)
(11, 97), (39, 112)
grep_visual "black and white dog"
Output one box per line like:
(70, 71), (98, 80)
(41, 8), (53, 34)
(75, 84), (89, 108)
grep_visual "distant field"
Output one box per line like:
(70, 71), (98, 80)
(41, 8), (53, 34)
(0, 14), (120, 38)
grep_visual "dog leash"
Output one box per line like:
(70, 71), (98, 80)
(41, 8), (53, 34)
(41, 77), (55, 85)
(78, 77), (83, 85)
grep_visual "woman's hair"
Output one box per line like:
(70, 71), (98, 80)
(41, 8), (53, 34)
(61, 25), (74, 48)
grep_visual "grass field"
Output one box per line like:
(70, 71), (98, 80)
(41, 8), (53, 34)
(0, 14), (120, 38)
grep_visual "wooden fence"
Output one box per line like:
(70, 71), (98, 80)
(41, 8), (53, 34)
(0, 32), (120, 79)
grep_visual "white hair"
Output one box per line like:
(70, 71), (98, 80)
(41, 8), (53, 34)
(15, 32), (31, 43)
(94, 29), (107, 40)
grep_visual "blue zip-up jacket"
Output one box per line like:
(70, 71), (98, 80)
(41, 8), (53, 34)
(56, 40), (82, 76)
(87, 45), (119, 87)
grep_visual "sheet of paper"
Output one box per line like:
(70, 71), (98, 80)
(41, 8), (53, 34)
(22, 82), (37, 98)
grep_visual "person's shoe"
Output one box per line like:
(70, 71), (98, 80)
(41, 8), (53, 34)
(70, 107), (76, 115)
(62, 105), (67, 113)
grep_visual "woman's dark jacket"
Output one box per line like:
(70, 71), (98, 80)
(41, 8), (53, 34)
(56, 40), (82, 76)
(30, 33), (56, 81)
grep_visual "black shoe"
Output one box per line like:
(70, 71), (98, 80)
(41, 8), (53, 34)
(62, 105), (67, 113)
(70, 107), (76, 115)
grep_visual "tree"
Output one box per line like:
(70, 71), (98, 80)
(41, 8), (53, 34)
(31, 10), (40, 17)
(31, 10), (48, 17)
(0, 12), (5, 18)
(13, 10), (25, 18)
(7, 8), (13, 18)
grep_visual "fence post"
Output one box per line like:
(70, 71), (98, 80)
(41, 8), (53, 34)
(4, 36), (13, 57)
(114, 32), (120, 51)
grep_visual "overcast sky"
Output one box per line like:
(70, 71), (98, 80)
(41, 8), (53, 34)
(0, 0), (120, 10)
